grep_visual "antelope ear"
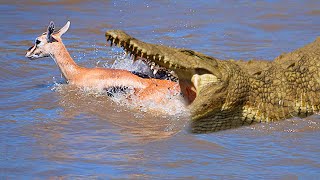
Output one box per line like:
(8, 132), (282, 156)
(47, 21), (55, 42)
(56, 21), (70, 37)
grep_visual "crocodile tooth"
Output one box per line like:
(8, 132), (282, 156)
(150, 65), (154, 70)
(155, 55), (159, 61)
(108, 36), (113, 43)
(111, 39), (116, 47)
(153, 69), (158, 75)
(125, 43), (130, 52)
(131, 42), (136, 49)
(114, 38), (119, 47)
(163, 57), (168, 64)
(160, 56), (165, 62)
(106, 35), (111, 41)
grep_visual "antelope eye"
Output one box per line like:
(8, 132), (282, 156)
(35, 39), (41, 45)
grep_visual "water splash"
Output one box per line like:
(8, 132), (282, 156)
(108, 49), (154, 77)
(51, 76), (188, 117)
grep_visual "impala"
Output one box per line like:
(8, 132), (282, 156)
(25, 21), (181, 102)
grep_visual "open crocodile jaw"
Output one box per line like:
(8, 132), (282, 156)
(105, 30), (229, 120)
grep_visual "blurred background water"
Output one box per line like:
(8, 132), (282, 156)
(1, 0), (320, 179)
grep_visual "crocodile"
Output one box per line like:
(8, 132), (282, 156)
(105, 30), (320, 133)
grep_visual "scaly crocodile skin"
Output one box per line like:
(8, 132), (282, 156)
(105, 30), (320, 133)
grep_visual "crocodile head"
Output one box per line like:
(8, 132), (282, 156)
(105, 30), (231, 120)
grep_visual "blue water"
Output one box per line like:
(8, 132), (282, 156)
(1, 0), (320, 179)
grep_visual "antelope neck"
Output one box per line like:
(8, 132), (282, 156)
(49, 42), (81, 81)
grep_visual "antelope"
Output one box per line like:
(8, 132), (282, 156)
(25, 21), (180, 102)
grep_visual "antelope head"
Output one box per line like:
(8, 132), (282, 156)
(25, 21), (70, 59)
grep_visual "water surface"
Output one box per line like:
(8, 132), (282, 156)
(1, 0), (320, 179)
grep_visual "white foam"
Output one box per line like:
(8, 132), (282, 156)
(52, 78), (188, 118)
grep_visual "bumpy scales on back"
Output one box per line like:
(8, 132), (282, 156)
(106, 29), (320, 133)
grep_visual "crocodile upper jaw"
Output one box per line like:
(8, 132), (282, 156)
(105, 30), (223, 105)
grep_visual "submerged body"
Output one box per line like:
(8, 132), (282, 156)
(25, 21), (180, 104)
(105, 29), (320, 133)
(70, 67), (180, 102)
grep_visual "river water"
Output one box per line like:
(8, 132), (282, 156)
(1, 0), (320, 179)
